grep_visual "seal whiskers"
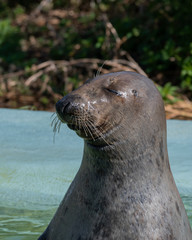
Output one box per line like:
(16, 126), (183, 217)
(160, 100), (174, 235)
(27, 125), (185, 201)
(51, 113), (62, 134)
(95, 61), (106, 77)
(85, 118), (113, 147)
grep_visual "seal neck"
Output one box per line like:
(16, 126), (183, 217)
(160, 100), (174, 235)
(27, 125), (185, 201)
(81, 135), (169, 177)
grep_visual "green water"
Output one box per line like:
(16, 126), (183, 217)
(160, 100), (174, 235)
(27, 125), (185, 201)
(0, 109), (191, 239)
(0, 206), (52, 240)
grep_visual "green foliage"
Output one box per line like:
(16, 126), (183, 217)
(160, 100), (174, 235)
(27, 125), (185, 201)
(157, 83), (179, 104)
(0, 19), (25, 65)
(19, 105), (37, 110)
(17, 82), (31, 95)
(68, 77), (80, 90)
(0, 19), (18, 45)
(0, 0), (192, 100)
(40, 96), (49, 106)
(79, 12), (96, 24)
(108, 0), (192, 93)
(13, 5), (25, 16)
(181, 54), (192, 91)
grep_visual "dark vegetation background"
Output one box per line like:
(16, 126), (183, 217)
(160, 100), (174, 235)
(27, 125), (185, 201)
(0, 0), (192, 118)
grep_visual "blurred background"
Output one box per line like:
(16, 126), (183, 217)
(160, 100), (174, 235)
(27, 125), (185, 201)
(0, 0), (192, 118)
(0, 2), (192, 239)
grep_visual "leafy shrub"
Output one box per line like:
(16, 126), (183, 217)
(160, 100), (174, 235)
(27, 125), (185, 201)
(0, 0), (192, 99)
(157, 82), (179, 104)
(181, 54), (192, 91)
(0, 19), (25, 65)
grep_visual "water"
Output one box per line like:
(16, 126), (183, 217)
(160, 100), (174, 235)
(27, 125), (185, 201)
(0, 109), (191, 240)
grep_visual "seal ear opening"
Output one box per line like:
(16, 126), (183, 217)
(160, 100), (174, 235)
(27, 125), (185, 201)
(131, 89), (138, 97)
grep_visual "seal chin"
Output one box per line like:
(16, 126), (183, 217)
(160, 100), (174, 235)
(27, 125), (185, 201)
(67, 123), (78, 131)
(69, 124), (95, 140)
(75, 129), (92, 140)
(67, 124), (90, 139)
(71, 124), (111, 148)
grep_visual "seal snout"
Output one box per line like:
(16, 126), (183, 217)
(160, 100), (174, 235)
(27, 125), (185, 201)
(56, 95), (81, 124)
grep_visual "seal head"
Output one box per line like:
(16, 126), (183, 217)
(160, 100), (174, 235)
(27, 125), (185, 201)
(56, 72), (165, 150)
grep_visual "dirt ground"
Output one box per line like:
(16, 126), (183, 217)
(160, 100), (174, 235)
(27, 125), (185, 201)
(165, 100), (192, 120)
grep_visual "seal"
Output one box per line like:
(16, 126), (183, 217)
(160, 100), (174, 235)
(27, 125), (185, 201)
(38, 71), (192, 240)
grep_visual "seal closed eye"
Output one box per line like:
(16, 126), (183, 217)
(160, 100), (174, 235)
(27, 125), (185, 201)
(38, 71), (192, 240)
(105, 88), (122, 96)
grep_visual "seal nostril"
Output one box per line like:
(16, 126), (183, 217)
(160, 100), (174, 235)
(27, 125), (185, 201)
(56, 100), (71, 116)
(56, 95), (81, 116)
(62, 102), (70, 114)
